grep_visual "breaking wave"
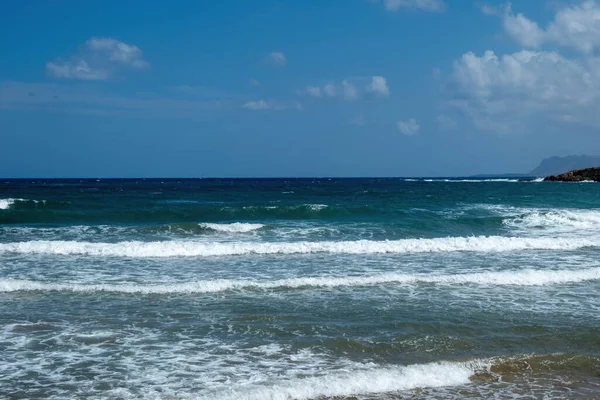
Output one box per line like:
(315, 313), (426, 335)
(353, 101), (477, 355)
(0, 198), (43, 210)
(504, 209), (600, 231)
(198, 223), (265, 233)
(0, 198), (47, 210)
(2, 267), (598, 294)
(0, 198), (18, 210)
(204, 360), (484, 400)
(0, 236), (595, 258)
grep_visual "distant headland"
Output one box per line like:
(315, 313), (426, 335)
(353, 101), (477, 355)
(529, 155), (600, 177)
(471, 155), (600, 180)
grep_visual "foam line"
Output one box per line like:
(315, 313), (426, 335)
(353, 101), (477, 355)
(204, 360), (484, 400)
(2, 267), (598, 294)
(0, 236), (596, 258)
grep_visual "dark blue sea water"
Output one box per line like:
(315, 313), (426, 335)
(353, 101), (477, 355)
(1, 178), (600, 399)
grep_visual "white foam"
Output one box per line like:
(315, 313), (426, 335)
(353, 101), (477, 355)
(0, 318), (489, 400)
(206, 360), (484, 400)
(2, 266), (599, 294)
(0, 198), (19, 210)
(0, 235), (596, 258)
(199, 223), (265, 233)
(0, 198), (46, 210)
(504, 209), (600, 231)
(306, 204), (328, 211)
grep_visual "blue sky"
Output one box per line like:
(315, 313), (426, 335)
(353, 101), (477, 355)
(1, 0), (599, 177)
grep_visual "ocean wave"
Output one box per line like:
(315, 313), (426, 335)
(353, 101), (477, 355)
(0, 198), (41, 210)
(2, 267), (598, 294)
(198, 223), (265, 233)
(504, 209), (600, 231)
(0, 198), (47, 209)
(0, 236), (595, 258)
(0, 198), (17, 210)
(0, 202), (348, 224)
(0, 222), (339, 239)
(205, 360), (483, 400)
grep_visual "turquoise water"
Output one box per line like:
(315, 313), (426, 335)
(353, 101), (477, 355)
(1, 178), (600, 399)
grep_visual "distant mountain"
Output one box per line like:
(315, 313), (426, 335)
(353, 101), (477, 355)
(529, 155), (600, 177)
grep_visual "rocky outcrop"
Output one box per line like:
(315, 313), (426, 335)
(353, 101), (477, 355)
(544, 166), (600, 182)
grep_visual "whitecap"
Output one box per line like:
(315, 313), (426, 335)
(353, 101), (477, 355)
(199, 223), (265, 233)
(504, 209), (600, 231)
(0, 198), (20, 210)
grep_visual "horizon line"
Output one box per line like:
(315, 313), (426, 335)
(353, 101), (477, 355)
(0, 175), (535, 180)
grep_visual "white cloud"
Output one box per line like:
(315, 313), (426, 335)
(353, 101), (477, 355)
(46, 59), (109, 81)
(546, 1), (600, 55)
(300, 76), (390, 101)
(85, 38), (148, 68)
(305, 85), (322, 97)
(249, 79), (261, 86)
(444, 2), (600, 134)
(243, 100), (272, 110)
(342, 80), (359, 100)
(484, 1), (600, 54)
(397, 118), (420, 135)
(242, 99), (300, 111)
(502, 9), (545, 48)
(445, 49), (600, 133)
(267, 51), (287, 66)
(382, 0), (445, 12)
(367, 76), (390, 97)
(46, 37), (148, 80)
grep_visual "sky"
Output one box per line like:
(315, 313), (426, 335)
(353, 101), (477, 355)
(1, 0), (600, 177)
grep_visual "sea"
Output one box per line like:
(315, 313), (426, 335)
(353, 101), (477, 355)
(1, 178), (599, 399)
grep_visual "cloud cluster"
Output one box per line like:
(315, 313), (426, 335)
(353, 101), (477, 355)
(46, 37), (148, 80)
(483, 1), (600, 54)
(444, 1), (600, 134)
(302, 76), (390, 100)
